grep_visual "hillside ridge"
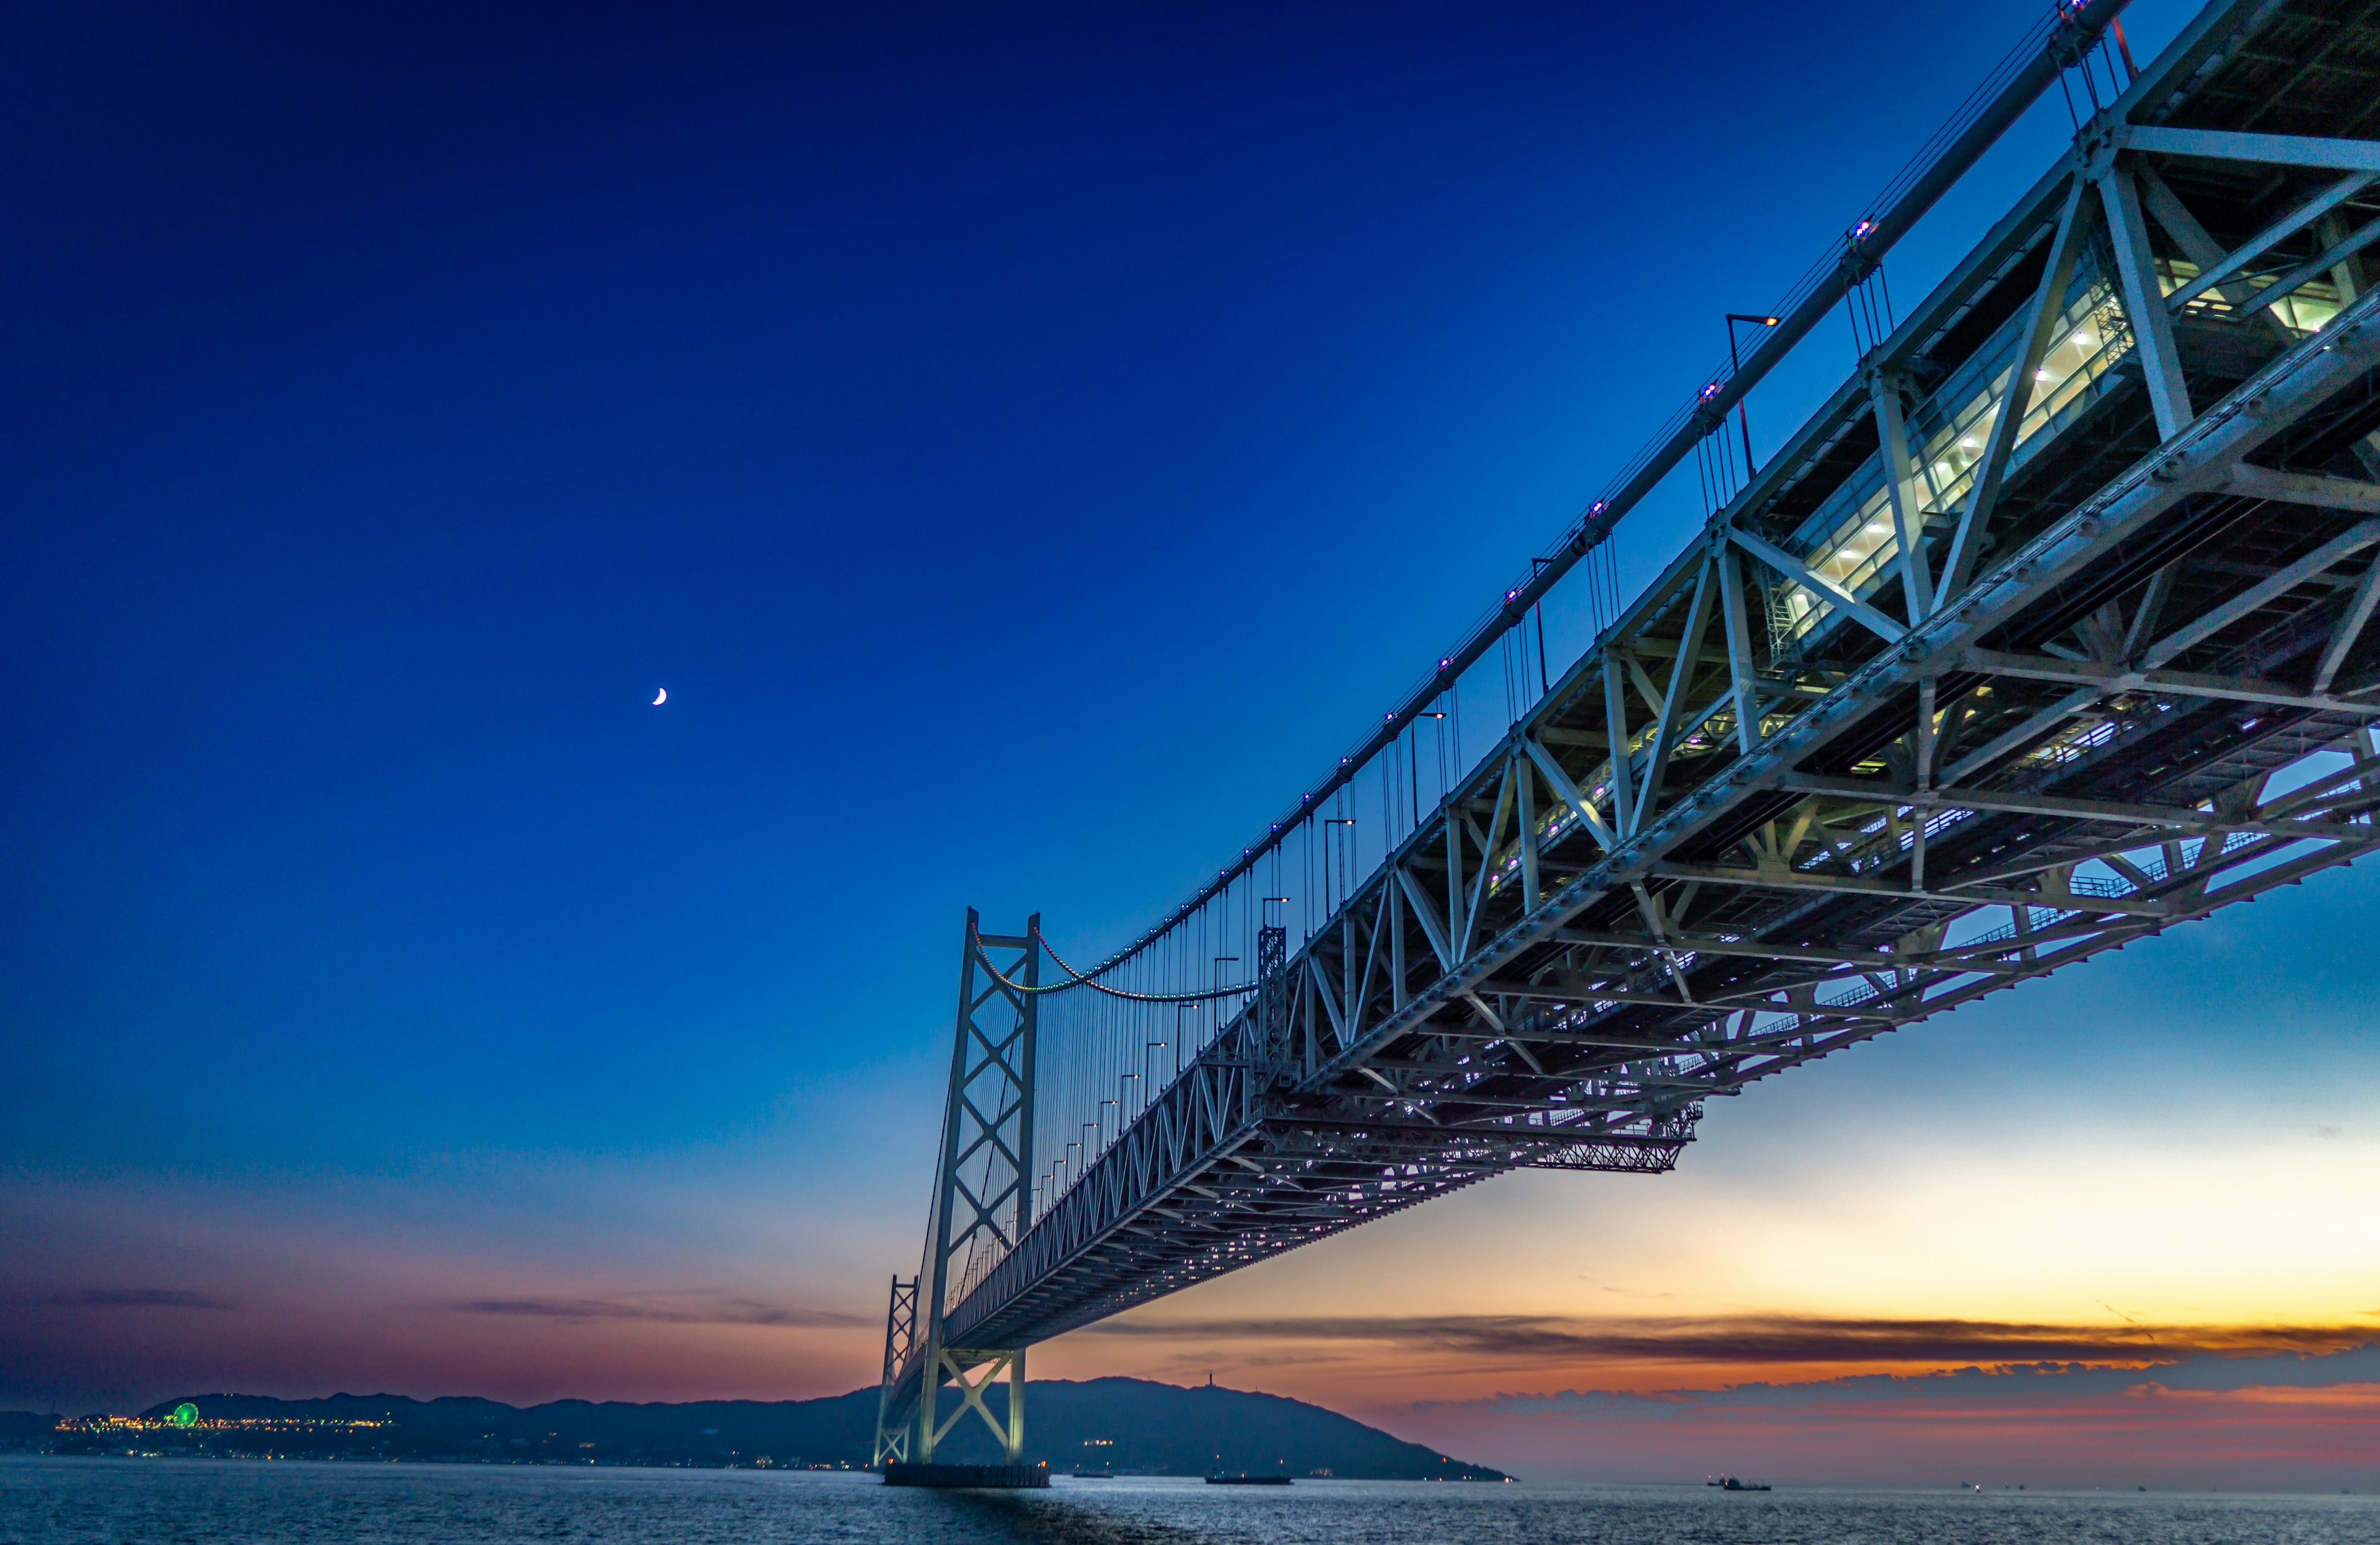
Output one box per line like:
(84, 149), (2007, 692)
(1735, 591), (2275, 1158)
(6, 1377), (1509, 1480)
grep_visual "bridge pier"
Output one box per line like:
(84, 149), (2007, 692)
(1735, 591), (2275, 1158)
(883, 1461), (1047, 1489)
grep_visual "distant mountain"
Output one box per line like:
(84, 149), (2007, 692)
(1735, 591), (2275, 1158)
(0, 1412), (60, 1448)
(3, 1379), (1507, 1480)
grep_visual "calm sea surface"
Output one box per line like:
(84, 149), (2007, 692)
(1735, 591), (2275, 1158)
(3, 1457), (2375, 1544)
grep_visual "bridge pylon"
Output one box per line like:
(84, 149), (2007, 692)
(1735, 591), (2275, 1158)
(878, 910), (1039, 1472)
(868, 1275), (917, 1466)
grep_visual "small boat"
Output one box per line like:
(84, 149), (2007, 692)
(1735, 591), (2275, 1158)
(1708, 1476), (1771, 1492)
(1206, 1473), (1293, 1485)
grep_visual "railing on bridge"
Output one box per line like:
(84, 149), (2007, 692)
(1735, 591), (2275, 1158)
(874, 0), (2380, 1471)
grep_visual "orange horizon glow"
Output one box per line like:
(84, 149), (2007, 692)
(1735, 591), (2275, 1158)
(9, 871), (2376, 1494)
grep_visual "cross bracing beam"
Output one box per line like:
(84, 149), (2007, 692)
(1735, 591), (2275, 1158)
(1763, 769), (2363, 840)
(2224, 463), (2380, 512)
(878, 0), (2380, 1443)
(1957, 645), (2380, 712)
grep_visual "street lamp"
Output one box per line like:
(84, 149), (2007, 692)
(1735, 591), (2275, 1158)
(1723, 314), (1781, 477)
(1321, 817), (1356, 914)
(1409, 711), (1447, 826)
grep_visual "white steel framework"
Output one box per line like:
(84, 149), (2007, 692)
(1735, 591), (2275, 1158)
(875, 0), (2380, 1459)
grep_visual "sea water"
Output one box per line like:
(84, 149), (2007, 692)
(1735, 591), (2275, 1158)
(3, 1456), (2376, 1544)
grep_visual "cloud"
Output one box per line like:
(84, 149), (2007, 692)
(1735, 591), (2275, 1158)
(1388, 1346), (2380, 1490)
(1458, 1342), (2380, 1419)
(439, 1294), (864, 1329)
(37, 1288), (239, 1311)
(1080, 1311), (2371, 1366)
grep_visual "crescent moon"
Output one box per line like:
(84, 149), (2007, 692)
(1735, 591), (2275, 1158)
(652, 688), (667, 706)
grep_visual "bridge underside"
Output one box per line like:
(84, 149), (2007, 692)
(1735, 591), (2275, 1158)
(882, 0), (2380, 1437)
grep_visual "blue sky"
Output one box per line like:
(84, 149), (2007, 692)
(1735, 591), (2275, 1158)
(5, 0), (2376, 1489)
(4, 0), (2175, 1177)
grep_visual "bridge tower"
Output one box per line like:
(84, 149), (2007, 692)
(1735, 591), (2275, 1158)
(885, 910), (1039, 1472)
(868, 1275), (917, 1464)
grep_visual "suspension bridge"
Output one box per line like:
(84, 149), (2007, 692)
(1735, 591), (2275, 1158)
(873, 0), (2380, 1482)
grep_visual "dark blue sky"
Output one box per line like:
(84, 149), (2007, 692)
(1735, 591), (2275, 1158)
(20, 0), (2367, 1437)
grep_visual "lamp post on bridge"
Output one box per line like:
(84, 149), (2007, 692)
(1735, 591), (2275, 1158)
(1723, 313), (1782, 480)
(1411, 712), (1445, 831)
(1209, 957), (1238, 1069)
(1321, 817), (1355, 914)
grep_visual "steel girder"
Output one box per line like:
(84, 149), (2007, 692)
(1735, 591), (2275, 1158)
(884, 0), (2380, 1393)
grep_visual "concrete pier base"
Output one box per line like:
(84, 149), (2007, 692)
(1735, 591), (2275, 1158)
(882, 1462), (1049, 1489)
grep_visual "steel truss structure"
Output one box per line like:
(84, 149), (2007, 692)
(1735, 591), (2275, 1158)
(876, 912), (1039, 1468)
(877, 0), (2380, 1456)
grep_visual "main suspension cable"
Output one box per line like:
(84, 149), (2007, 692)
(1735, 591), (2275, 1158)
(974, 924), (1258, 1003)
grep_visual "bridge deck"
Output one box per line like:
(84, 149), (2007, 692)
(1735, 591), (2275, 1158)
(883, 0), (2380, 1435)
